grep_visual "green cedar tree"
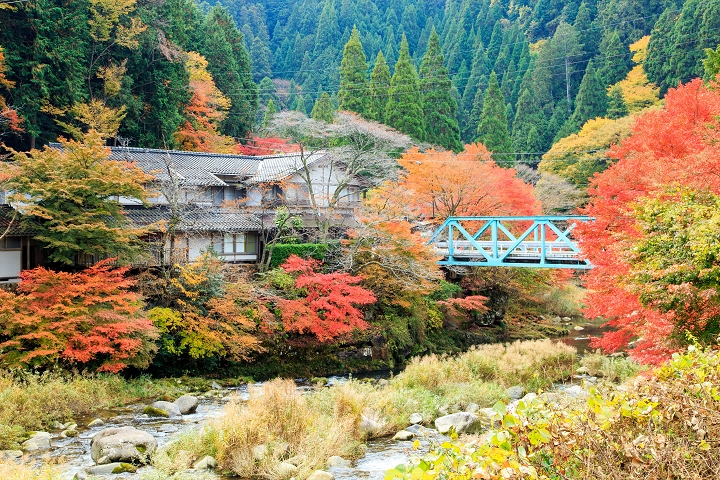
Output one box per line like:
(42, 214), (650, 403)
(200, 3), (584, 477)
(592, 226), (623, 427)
(338, 26), (370, 117)
(420, 28), (461, 151)
(476, 72), (512, 165)
(384, 35), (425, 141)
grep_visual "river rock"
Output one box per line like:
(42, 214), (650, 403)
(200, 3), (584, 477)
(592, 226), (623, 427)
(308, 470), (334, 480)
(87, 462), (137, 475)
(193, 455), (217, 469)
(521, 392), (538, 404)
(0, 450), (23, 459)
(174, 395), (199, 414)
(73, 471), (89, 480)
(393, 430), (415, 441)
(561, 317), (572, 322)
(211, 381), (222, 390)
(573, 325), (585, 331)
(151, 401), (182, 418)
(408, 413), (423, 424)
(465, 403), (479, 413)
(90, 426), (157, 465)
(505, 386), (525, 400)
(60, 429), (78, 438)
(434, 412), (480, 434)
(327, 455), (351, 467)
(575, 366), (590, 374)
(277, 462), (298, 478)
(88, 418), (105, 428)
(22, 432), (51, 451)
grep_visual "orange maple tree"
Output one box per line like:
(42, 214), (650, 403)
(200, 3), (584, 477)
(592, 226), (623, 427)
(174, 52), (235, 153)
(273, 255), (376, 342)
(0, 45), (22, 133)
(578, 78), (720, 363)
(372, 143), (541, 220)
(0, 260), (157, 372)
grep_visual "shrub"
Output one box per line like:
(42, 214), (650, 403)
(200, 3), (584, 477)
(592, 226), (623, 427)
(268, 243), (329, 270)
(0, 260), (157, 372)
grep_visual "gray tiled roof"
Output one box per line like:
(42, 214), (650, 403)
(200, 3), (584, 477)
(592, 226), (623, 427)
(49, 143), (329, 186)
(0, 206), (40, 235)
(247, 152), (329, 184)
(124, 206), (261, 233)
(108, 146), (260, 187)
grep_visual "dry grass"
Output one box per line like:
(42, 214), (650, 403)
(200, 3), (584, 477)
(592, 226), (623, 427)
(153, 339), (577, 479)
(579, 352), (645, 382)
(0, 462), (63, 480)
(0, 371), (192, 449)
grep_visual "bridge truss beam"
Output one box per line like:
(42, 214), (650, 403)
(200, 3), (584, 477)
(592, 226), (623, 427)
(428, 216), (594, 269)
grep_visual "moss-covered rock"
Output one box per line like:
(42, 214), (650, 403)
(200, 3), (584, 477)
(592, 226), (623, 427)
(112, 463), (137, 474)
(142, 406), (169, 418)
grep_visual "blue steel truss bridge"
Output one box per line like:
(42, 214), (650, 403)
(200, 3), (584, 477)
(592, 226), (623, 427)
(428, 216), (594, 269)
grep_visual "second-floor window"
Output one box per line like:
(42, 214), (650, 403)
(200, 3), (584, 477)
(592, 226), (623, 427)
(211, 186), (244, 206)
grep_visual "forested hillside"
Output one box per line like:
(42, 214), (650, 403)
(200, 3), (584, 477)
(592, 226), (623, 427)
(2, 0), (720, 168)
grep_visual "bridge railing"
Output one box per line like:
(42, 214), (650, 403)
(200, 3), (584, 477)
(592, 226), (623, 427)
(428, 216), (594, 269)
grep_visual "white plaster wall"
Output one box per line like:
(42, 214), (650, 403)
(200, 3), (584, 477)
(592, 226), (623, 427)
(0, 251), (21, 279)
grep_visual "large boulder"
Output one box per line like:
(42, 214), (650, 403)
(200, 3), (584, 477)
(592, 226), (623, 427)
(150, 401), (181, 418)
(174, 395), (199, 414)
(505, 386), (526, 401)
(22, 432), (51, 451)
(90, 426), (157, 465)
(434, 412), (480, 434)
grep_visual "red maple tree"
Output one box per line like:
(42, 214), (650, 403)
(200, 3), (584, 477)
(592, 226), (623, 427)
(579, 78), (720, 363)
(0, 260), (158, 372)
(273, 255), (376, 342)
(236, 136), (300, 156)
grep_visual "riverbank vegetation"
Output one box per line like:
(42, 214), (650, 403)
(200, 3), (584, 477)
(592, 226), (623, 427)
(149, 339), (577, 478)
(0, 372), (207, 449)
(388, 343), (720, 479)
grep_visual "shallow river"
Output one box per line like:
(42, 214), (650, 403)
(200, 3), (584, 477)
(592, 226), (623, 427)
(27, 325), (604, 479)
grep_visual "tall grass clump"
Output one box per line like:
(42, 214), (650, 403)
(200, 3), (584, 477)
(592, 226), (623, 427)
(580, 352), (645, 382)
(155, 379), (367, 479)
(0, 370), (189, 449)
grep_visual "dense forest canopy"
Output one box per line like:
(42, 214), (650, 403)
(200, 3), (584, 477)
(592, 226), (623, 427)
(1, 0), (719, 161)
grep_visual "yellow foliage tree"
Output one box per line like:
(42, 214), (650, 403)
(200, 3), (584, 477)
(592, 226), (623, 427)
(174, 52), (235, 153)
(539, 116), (635, 186)
(612, 36), (661, 113)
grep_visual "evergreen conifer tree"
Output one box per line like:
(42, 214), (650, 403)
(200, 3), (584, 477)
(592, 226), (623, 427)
(563, 61), (608, 135)
(295, 95), (308, 115)
(385, 35), (425, 141)
(420, 28), (461, 151)
(311, 92), (335, 123)
(262, 99), (277, 131)
(287, 80), (299, 110)
(338, 26), (370, 117)
(548, 98), (572, 143)
(607, 85), (629, 119)
(369, 51), (391, 123)
(598, 30), (630, 86)
(476, 72), (512, 165)
(512, 87), (546, 162)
